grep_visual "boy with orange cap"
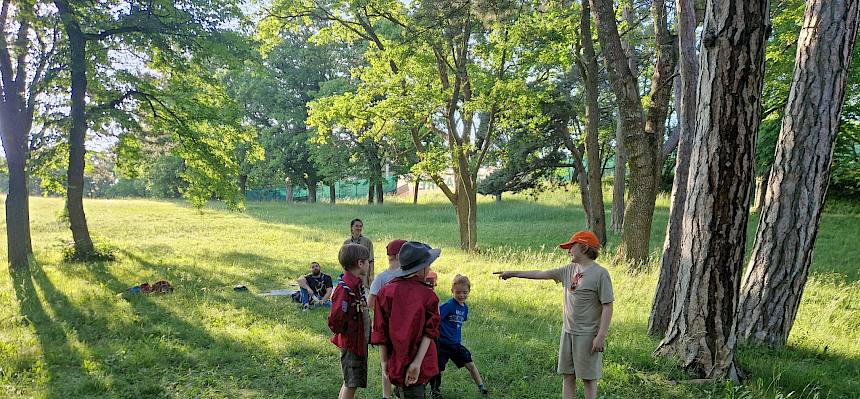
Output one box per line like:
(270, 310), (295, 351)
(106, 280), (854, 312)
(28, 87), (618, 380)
(493, 231), (613, 399)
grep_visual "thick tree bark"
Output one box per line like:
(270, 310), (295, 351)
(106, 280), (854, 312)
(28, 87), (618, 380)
(307, 181), (317, 203)
(611, 115), (626, 233)
(57, 2), (96, 257)
(453, 166), (478, 251)
(0, 9), (40, 270)
(367, 177), (375, 204)
(655, 0), (768, 380)
(3, 144), (32, 270)
(610, 0), (638, 234)
(329, 184), (336, 204)
(376, 180), (384, 204)
(592, 0), (674, 265)
(580, 1), (607, 245)
(650, 0), (699, 337)
(738, 0), (860, 346)
(495, 193), (501, 203)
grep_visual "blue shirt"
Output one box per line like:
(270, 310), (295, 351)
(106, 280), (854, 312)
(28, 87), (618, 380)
(438, 298), (468, 346)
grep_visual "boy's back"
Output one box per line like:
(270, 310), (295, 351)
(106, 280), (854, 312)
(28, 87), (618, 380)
(371, 277), (441, 386)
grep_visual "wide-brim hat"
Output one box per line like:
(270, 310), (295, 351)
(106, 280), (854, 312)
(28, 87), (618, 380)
(392, 241), (441, 277)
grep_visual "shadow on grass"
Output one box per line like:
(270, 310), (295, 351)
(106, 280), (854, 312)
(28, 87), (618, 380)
(12, 257), (340, 398)
(11, 265), (103, 398)
(737, 342), (860, 398)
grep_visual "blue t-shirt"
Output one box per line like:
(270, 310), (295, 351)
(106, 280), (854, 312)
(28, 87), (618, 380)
(438, 298), (468, 346)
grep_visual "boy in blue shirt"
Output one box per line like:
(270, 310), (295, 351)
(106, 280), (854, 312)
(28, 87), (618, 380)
(430, 274), (488, 398)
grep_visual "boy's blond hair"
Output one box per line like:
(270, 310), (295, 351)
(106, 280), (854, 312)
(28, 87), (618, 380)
(452, 274), (471, 290)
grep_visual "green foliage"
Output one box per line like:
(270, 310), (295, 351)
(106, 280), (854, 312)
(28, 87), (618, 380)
(141, 62), (261, 209)
(60, 241), (117, 263)
(28, 142), (69, 196)
(146, 154), (187, 198)
(757, 0), (860, 200)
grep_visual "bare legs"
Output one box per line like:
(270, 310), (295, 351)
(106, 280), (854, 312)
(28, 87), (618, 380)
(561, 374), (598, 399)
(339, 385), (356, 399)
(464, 362), (484, 386)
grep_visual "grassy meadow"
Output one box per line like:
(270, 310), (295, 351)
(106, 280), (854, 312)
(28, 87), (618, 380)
(1, 191), (858, 398)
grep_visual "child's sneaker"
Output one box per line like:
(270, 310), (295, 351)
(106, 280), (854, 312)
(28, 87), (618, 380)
(430, 389), (443, 399)
(478, 384), (489, 395)
(301, 303), (310, 312)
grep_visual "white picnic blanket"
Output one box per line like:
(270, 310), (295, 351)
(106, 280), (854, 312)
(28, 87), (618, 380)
(258, 289), (299, 297)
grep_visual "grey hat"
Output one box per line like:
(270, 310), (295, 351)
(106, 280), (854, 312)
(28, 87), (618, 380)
(392, 241), (441, 277)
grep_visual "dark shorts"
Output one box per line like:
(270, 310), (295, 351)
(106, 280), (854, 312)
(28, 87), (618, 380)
(340, 349), (368, 388)
(395, 383), (426, 399)
(437, 342), (473, 371)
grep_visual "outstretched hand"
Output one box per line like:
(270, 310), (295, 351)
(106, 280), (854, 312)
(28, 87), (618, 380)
(493, 271), (515, 280)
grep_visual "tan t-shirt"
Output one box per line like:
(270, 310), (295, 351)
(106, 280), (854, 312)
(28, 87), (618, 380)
(548, 263), (614, 335)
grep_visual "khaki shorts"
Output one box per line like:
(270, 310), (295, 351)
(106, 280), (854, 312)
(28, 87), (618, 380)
(557, 332), (603, 380)
(340, 349), (368, 388)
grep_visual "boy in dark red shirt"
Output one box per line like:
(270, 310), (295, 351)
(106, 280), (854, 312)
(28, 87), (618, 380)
(329, 243), (371, 399)
(371, 241), (441, 399)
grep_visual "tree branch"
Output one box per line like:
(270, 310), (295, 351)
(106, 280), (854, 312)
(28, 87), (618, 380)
(410, 126), (456, 203)
(0, 0), (16, 97)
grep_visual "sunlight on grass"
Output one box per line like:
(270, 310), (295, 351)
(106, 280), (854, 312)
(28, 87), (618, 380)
(1, 192), (858, 398)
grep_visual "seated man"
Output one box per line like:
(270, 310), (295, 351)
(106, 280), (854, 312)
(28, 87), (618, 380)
(297, 262), (334, 311)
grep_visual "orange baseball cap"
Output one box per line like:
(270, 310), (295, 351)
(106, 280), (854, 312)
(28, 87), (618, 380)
(559, 231), (600, 250)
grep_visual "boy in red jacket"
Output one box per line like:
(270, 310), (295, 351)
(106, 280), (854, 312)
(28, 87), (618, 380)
(372, 241), (441, 399)
(329, 243), (371, 399)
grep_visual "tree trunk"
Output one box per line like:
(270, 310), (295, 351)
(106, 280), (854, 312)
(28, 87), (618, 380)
(655, 0), (768, 380)
(560, 125), (592, 228)
(574, 156), (593, 226)
(367, 177), (375, 204)
(738, 0), (860, 347)
(751, 172), (769, 213)
(376, 180), (384, 204)
(625, 0), (676, 266)
(0, 11), (39, 271)
(649, 0), (699, 337)
(239, 174), (248, 198)
(454, 176), (478, 251)
(3, 148), (32, 270)
(495, 193), (502, 203)
(286, 183), (294, 202)
(581, 1), (608, 245)
(610, 0), (637, 235)
(611, 114), (626, 233)
(591, 0), (660, 265)
(58, 6), (95, 257)
(453, 151), (478, 251)
(413, 176), (420, 204)
(307, 181), (317, 203)
(329, 184), (336, 204)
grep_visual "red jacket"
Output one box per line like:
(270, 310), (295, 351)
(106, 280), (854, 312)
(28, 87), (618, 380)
(328, 272), (368, 357)
(371, 276), (440, 386)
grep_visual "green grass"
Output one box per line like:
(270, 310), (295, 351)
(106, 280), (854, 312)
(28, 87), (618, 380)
(1, 191), (858, 398)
